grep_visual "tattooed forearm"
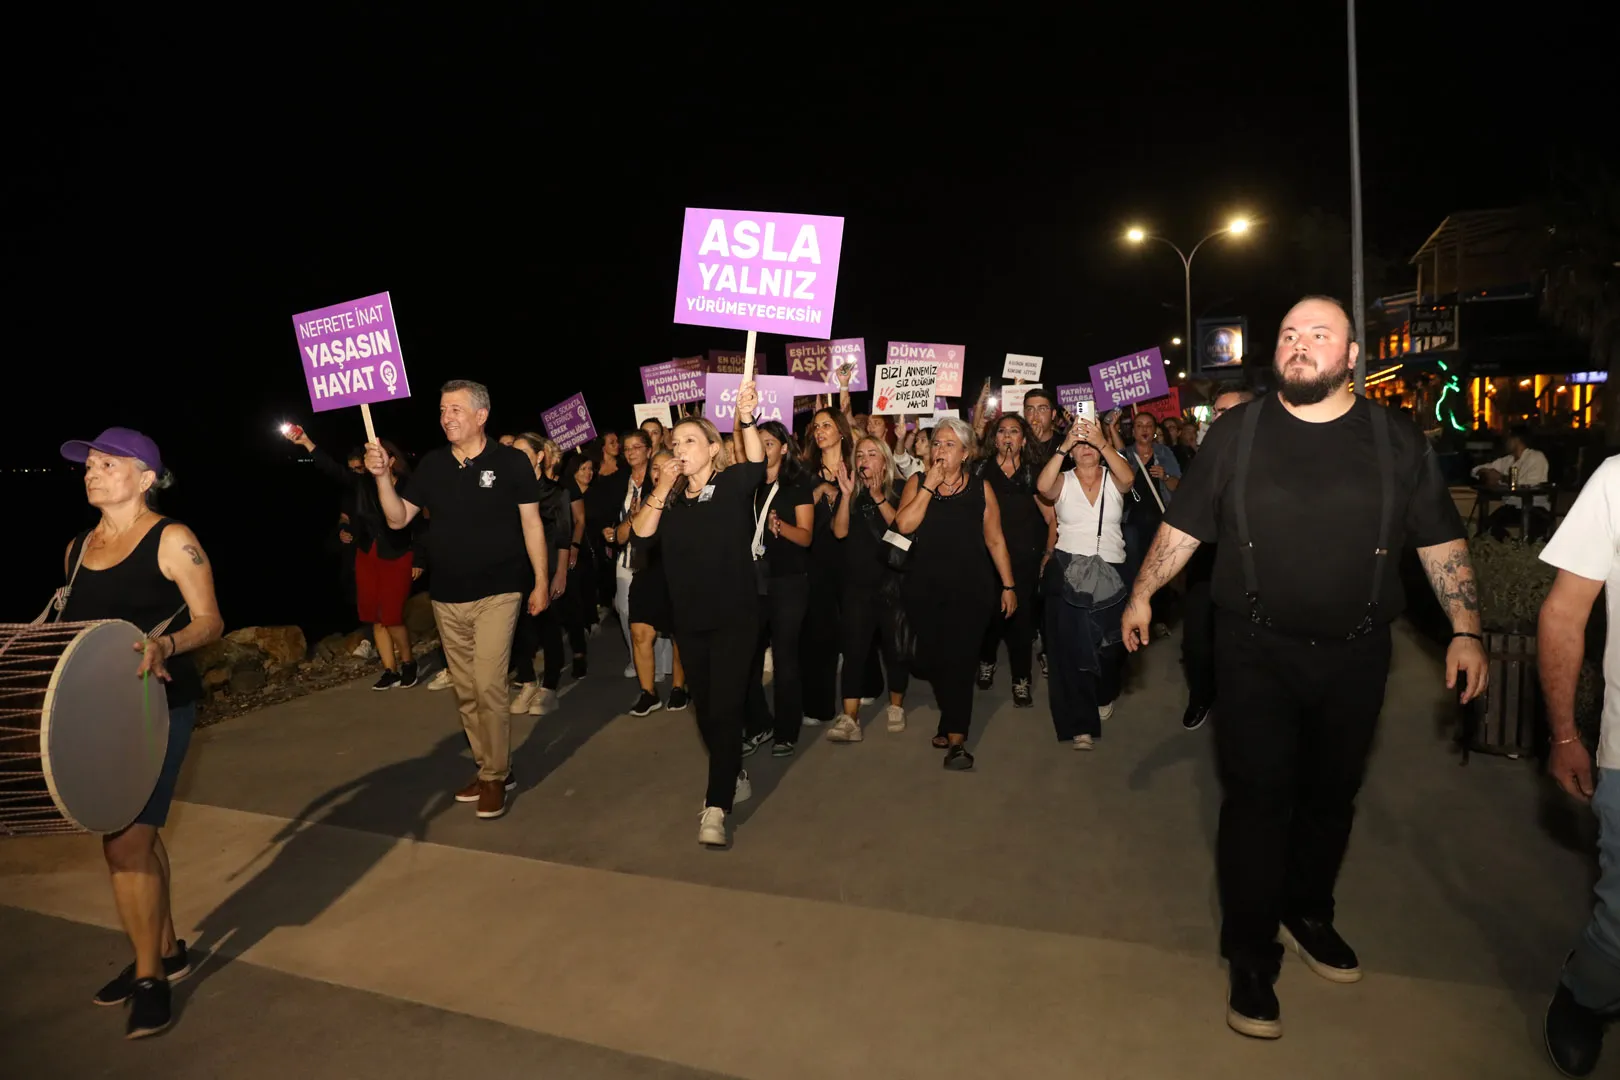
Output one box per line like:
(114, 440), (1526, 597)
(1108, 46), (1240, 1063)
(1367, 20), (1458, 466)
(1417, 540), (1481, 633)
(182, 544), (206, 566)
(1129, 524), (1202, 605)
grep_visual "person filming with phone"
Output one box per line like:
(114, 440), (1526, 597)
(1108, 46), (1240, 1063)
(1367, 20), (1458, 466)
(1120, 295), (1488, 1041)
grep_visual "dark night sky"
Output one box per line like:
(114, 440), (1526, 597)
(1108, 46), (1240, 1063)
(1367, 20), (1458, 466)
(11, 5), (1617, 468)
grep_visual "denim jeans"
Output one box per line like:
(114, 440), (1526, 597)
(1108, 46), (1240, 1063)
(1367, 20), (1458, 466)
(1564, 768), (1620, 1010)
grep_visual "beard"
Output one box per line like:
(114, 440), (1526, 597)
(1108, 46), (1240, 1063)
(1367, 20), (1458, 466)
(1276, 350), (1352, 406)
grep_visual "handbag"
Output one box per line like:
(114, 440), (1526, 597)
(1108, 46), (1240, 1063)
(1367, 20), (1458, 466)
(1055, 477), (1126, 610)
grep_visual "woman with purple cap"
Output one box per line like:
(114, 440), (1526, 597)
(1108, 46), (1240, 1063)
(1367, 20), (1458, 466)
(55, 427), (223, 1039)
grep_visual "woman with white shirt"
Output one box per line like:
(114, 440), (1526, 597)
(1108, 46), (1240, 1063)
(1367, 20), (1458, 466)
(1037, 415), (1135, 750)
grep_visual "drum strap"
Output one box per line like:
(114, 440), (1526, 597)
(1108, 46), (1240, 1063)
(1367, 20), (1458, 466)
(34, 530), (189, 638)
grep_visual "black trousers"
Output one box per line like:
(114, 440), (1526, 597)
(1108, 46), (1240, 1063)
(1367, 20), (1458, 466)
(799, 573), (841, 723)
(512, 608), (564, 690)
(678, 619), (759, 812)
(563, 551), (594, 658)
(746, 574), (810, 745)
(839, 584), (909, 703)
(1181, 574), (1216, 709)
(1044, 591), (1124, 741)
(1213, 610), (1391, 974)
(979, 556), (1039, 681)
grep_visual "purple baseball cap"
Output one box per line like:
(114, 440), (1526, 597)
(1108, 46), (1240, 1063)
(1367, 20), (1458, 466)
(60, 427), (164, 474)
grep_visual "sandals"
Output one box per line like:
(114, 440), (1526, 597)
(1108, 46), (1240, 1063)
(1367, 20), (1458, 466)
(931, 735), (950, 749)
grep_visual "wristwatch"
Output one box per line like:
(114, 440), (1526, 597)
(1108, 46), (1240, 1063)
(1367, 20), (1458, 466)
(738, 414), (759, 429)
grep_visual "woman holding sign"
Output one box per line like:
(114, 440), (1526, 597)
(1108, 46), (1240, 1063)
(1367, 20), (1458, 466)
(894, 417), (1019, 771)
(632, 380), (764, 848)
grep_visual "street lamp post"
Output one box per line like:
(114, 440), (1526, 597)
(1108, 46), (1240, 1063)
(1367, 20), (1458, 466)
(1126, 219), (1251, 376)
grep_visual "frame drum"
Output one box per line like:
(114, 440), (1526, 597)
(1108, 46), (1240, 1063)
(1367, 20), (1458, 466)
(0, 620), (170, 837)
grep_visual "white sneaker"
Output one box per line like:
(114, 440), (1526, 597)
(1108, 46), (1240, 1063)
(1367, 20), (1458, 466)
(1098, 701), (1116, 721)
(885, 705), (906, 733)
(735, 770), (752, 804)
(428, 669), (454, 691)
(860, 697), (876, 705)
(622, 662), (637, 679)
(801, 715), (826, 727)
(533, 688), (559, 716)
(698, 806), (728, 847)
(826, 715), (863, 743)
(510, 683), (539, 714)
(1074, 735), (1095, 751)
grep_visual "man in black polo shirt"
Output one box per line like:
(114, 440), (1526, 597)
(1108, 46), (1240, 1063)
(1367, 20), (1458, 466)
(1122, 295), (1489, 1040)
(368, 379), (549, 821)
(1022, 386), (1062, 467)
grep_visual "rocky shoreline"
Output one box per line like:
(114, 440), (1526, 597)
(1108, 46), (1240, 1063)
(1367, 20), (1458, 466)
(193, 594), (438, 727)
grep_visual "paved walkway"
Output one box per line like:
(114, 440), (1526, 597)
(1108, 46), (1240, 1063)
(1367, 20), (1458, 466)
(0, 621), (1601, 1078)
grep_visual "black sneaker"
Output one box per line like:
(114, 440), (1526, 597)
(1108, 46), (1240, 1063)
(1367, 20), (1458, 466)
(741, 731), (771, 758)
(1226, 966), (1281, 1039)
(1546, 981), (1606, 1078)
(1182, 703), (1211, 731)
(1279, 916), (1362, 983)
(975, 661), (995, 690)
(943, 744), (975, 771)
(371, 669), (401, 691)
(629, 690), (663, 717)
(667, 686), (690, 712)
(397, 660), (419, 689)
(771, 740), (795, 757)
(125, 977), (171, 1039)
(1012, 678), (1034, 708)
(93, 942), (192, 1006)
(571, 655), (588, 679)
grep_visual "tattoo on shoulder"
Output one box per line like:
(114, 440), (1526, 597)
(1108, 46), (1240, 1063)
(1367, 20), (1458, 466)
(182, 544), (206, 566)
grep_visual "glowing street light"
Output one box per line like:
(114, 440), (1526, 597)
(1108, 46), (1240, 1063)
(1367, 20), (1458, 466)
(1124, 216), (1256, 372)
(1171, 336), (1183, 346)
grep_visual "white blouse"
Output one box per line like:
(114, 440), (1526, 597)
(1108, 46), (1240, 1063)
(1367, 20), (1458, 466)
(1054, 470), (1127, 563)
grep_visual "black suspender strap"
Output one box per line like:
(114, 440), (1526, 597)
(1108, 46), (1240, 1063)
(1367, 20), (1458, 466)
(1232, 396), (1266, 625)
(1353, 403), (1396, 638)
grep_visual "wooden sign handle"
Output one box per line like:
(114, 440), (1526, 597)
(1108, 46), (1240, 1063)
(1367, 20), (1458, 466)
(742, 329), (757, 383)
(361, 403), (378, 445)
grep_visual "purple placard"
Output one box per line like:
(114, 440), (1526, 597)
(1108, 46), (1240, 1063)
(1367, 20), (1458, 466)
(707, 349), (770, 375)
(291, 291), (411, 412)
(1057, 383), (1094, 410)
(672, 208), (845, 339)
(935, 396), (950, 411)
(702, 374), (822, 433)
(886, 342), (964, 397)
(783, 338), (867, 391)
(542, 393), (597, 452)
(1089, 347), (1169, 411)
(640, 357), (706, 404)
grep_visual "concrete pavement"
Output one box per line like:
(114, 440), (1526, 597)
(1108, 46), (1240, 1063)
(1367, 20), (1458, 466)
(0, 620), (1602, 1078)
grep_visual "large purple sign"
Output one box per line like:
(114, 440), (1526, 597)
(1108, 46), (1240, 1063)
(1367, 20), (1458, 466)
(640, 357), (706, 404)
(783, 338), (867, 392)
(291, 291), (410, 412)
(1089, 347), (1170, 411)
(886, 342), (964, 397)
(672, 208), (845, 339)
(703, 375), (828, 433)
(1057, 383), (1095, 410)
(542, 393), (597, 452)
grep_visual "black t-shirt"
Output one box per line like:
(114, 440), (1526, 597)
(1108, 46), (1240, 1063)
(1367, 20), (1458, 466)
(399, 442), (542, 603)
(980, 459), (1046, 560)
(643, 461), (765, 633)
(754, 474), (814, 578)
(1163, 396), (1464, 636)
(842, 484), (900, 589)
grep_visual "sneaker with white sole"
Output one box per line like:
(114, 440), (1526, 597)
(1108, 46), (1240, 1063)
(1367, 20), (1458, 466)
(1074, 734), (1095, 751)
(698, 806), (728, 847)
(885, 705), (906, 732)
(826, 715), (863, 743)
(667, 686), (691, 711)
(622, 661), (638, 679)
(428, 668), (454, 691)
(734, 770), (752, 804)
(1098, 701), (1116, 721)
(801, 715), (828, 727)
(533, 688), (559, 716)
(741, 731), (771, 758)
(976, 661), (996, 690)
(629, 690), (662, 716)
(1012, 678), (1034, 708)
(510, 683), (539, 714)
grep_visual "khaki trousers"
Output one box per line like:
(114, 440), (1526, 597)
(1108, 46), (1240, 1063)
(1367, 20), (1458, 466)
(433, 593), (522, 781)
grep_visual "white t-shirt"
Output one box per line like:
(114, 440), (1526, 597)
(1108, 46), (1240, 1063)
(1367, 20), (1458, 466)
(1054, 470), (1127, 563)
(1540, 456), (1620, 768)
(1472, 447), (1551, 508)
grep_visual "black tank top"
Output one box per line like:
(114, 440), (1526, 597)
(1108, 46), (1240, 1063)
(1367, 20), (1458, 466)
(59, 518), (200, 707)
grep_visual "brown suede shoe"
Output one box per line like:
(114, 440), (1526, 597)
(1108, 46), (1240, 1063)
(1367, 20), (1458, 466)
(453, 777), (482, 803)
(475, 780), (507, 819)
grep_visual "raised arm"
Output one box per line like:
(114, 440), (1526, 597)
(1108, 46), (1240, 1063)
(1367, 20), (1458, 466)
(830, 466), (856, 539)
(365, 443), (420, 529)
(1037, 431), (1075, 502)
(736, 380), (765, 462)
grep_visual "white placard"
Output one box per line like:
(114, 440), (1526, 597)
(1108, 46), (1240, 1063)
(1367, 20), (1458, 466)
(872, 362), (940, 415)
(1003, 353), (1044, 381)
(634, 403), (673, 428)
(920, 408), (959, 428)
(1000, 383), (1044, 415)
